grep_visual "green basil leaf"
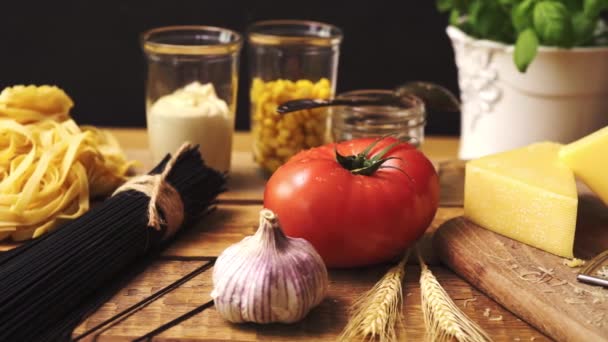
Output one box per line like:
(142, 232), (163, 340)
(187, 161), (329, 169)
(476, 11), (505, 38)
(562, 0), (583, 12)
(572, 11), (598, 44)
(450, 8), (462, 26)
(584, 0), (608, 18)
(469, 1), (512, 40)
(533, 1), (574, 46)
(513, 0), (536, 32)
(454, 0), (470, 12)
(468, 0), (483, 30)
(437, 0), (454, 12)
(514, 28), (540, 72)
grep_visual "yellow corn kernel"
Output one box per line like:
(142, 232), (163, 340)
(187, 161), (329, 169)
(280, 115), (296, 130)
(262, 102), (276, 114)
(267, 138), (280, 149)
(276, 92), (290, 103)
(252, 78), (264, 90)
(316, 87), (331, 99)
(295, 79), (314, 89)
(262, 118), (275, 128)
(271, 82), (286, 101)
(270, 110), (281, 120)
(261, 126), (275, 137)
(256, 91), (270, 105)
(277, 135), (288, 145)
(278, 128), (291, 138)
(252, 112), (264, 122)
(284, 80), (297, 91)
(317, 78), (330, 89)
(251, 79), (265, 98)
(276, 147), (296, 158)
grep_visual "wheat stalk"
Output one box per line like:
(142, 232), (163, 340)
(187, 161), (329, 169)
(338, 250), (410, 342)
(417, 248), (492, 342)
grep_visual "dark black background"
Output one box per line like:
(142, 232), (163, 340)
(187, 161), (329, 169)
(0, 0), (460, 134)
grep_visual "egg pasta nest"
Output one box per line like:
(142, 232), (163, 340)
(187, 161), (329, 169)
(0, 85), (133, 241)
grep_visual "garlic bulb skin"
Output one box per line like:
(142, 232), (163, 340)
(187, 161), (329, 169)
(211, 209), (328, 324)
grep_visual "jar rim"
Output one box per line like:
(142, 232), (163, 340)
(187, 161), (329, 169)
(142, 25), (243, 55)
(247, 20), (343, 47)
(337, 89), (426, 114)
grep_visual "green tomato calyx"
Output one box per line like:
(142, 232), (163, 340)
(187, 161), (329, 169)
(335, 138), (405, 176)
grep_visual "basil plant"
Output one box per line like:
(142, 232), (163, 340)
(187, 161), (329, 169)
(437, 0), (608, 72)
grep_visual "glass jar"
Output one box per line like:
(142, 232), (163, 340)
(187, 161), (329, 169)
(330, 90), (426, 147)
(247, 20), (343, 173)
(142, 26), (242, 172)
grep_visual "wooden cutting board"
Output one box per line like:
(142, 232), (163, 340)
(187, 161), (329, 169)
(435, 172), (608, 341)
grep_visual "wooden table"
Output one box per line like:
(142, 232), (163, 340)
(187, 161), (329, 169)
(73, 129), (549, 341)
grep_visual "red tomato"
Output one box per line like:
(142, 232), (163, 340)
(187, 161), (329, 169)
(263, 137), (440, 268)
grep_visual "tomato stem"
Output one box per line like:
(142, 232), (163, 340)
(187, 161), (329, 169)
(335, 137), (407, 176)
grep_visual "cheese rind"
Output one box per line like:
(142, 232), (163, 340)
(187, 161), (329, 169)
(559, 126), (608, 205)
(464, 142), (578, 258)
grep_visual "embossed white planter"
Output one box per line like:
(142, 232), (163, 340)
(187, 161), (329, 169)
(447, 26), (608, 160)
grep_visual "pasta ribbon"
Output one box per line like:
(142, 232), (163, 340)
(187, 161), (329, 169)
(0, 85), (133, 241)
(0, 85), (73, 123)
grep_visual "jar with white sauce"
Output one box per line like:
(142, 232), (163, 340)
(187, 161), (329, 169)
(142, 26), (242, 173)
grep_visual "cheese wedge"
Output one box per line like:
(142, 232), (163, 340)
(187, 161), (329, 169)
(465, 142), (578, 258)
(560, 126), (608, 205)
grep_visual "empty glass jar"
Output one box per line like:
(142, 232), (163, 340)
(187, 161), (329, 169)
(330, 90), (426, 147)
(142, 26), (242, 172)
(247, 20), (343, 173)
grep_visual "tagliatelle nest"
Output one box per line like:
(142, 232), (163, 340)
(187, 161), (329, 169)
(0, 85), (134, 241)
(0, 85), (73, 123)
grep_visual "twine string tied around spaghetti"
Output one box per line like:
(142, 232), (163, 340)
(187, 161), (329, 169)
(112, 143), (190, 239)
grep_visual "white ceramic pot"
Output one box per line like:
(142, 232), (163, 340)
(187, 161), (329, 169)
(447, 26), (608, 160)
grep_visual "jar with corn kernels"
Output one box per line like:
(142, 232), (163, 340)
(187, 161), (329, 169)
(247, 20), (343, 173)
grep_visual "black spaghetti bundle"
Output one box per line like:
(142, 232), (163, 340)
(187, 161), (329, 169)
(0, 144), (226, 341)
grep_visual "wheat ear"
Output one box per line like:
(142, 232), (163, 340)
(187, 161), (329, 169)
(338, 250), (410, 342)
(417, 248), (492, 342)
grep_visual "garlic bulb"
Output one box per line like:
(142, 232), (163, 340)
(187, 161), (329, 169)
(211, 208), (328, 324)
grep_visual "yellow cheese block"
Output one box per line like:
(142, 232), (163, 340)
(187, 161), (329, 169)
(560, 126), (608, 205)
(465, 142), (578, 258)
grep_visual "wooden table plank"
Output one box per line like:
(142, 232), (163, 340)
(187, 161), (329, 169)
(162, 204), (261, 258)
